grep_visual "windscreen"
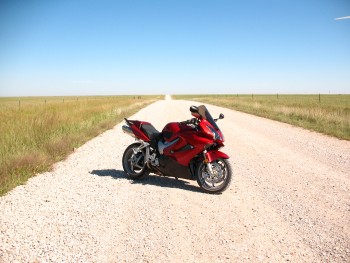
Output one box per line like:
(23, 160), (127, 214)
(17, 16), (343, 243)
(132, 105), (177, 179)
(197, 105), (220, 130)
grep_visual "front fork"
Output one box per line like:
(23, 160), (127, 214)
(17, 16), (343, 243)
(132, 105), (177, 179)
(203, 150), (214, 175)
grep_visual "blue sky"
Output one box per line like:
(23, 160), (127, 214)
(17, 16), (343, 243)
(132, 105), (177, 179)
(0, 0), (349, 96)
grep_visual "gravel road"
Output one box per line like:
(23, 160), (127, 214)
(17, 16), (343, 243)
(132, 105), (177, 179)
(1, 97), (349, 262)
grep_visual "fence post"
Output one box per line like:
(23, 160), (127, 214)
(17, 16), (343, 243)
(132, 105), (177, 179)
(18, 98), (21, 109)
(319, 93), (321, 103)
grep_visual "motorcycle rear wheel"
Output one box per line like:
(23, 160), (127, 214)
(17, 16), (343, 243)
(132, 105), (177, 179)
(122, 143), (150, 179)
(196, 158), (232, 194)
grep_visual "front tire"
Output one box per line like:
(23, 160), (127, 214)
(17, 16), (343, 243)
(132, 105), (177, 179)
(122, 143), (150, 179)
(196, 158), (232, 194)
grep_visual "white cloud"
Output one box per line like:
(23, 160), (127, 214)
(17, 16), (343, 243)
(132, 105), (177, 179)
(335, 16), (350, 20)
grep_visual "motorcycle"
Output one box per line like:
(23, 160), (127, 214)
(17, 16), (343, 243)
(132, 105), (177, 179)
(121, 105), (232, 194)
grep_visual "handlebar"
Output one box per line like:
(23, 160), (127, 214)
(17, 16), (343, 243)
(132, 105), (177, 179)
(180, 118), (198, 126)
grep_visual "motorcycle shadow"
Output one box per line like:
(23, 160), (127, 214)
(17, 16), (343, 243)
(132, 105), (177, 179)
(90, 169), (203, 193)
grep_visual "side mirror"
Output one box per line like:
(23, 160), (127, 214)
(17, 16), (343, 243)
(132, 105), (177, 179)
(214, 113), (224, 122)
(190, 106), (198, 113)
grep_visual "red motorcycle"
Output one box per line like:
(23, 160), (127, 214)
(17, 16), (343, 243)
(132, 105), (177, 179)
(122, 105), (232, 193)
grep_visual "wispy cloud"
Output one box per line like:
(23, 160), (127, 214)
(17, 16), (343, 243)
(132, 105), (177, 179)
(335, 16), (350, 20)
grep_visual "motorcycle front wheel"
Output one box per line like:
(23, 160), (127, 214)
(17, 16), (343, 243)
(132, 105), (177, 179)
(196, 158), (232, 194)
(122, 143), (150, 179)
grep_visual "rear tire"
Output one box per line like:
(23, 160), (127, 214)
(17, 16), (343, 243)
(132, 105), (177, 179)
(122, 143), (150, 179)
(196, 158), (232, 194)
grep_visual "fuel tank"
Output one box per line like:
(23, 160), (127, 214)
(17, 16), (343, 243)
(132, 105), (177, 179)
(162, 122), (193, 142)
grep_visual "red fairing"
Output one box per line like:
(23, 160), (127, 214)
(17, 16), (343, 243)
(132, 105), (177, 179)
(129, 120), (151, 142)
(206, 150), (229, 163)
(162, 122), (193, 142)
(163, 132), (213, 166)
(161, 122), (214, 166)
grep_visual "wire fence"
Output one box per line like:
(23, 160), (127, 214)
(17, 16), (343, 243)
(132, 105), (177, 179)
(0, 96), (146, 109)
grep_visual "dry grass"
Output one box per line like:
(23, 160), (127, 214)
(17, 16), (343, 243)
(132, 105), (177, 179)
(0, 95), (162, 195)
(174, 94), (350, 140)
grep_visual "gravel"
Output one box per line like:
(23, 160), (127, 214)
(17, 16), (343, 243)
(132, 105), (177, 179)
(1, 97), (349, 262)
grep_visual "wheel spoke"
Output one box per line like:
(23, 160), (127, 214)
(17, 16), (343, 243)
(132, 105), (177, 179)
(134, 163), (143, 169)
(135, 154), (142, 163)
(134, 155), (143, 169)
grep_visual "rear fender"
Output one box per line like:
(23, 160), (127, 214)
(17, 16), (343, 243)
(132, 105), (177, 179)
(206, 150), (229, 163)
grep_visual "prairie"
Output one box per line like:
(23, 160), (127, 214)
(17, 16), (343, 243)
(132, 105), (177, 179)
(0, 95), (162, 195)
(173, 94), (350, 140)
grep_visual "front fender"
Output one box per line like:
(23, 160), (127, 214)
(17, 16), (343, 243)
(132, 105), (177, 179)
(206, 150), (229, 163)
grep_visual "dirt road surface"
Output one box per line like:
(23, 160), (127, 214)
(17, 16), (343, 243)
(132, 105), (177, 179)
(1, 97), (349, 262)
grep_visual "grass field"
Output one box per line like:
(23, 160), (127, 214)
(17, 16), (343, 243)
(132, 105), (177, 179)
(173, 94), (350, 141)
(0, 95), (162, 196)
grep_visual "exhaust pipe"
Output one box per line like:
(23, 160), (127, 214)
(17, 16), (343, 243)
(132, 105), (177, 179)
(122, 125), (135, 138)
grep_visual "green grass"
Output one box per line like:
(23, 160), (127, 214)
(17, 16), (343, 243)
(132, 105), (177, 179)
(0, 95), (162, 196)
(173, 94), (350, 140)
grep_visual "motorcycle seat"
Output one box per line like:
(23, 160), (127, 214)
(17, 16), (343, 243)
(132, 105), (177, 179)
(141, 124), (162, 141)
